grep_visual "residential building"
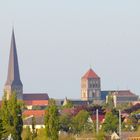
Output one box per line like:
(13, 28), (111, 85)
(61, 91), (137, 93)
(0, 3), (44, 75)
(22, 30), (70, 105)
(23, 110), (46, 117)
(23, 93), (49, 109)
(23, 116), (45, 130)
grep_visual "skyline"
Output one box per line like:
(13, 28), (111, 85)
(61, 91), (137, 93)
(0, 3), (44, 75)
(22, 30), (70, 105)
(0, 1), (140, 99)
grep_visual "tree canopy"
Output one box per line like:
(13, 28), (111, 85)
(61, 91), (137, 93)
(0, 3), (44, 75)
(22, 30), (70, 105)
(71, 110), (89, 134)
(45, 99), (59, 140)
(102, 111), (118, 134)
(0, 92), (23, 140)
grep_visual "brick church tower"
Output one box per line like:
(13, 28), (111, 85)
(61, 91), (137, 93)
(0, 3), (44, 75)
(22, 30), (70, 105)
(81, 68), (101, 101)
(4, 29), (23, 100)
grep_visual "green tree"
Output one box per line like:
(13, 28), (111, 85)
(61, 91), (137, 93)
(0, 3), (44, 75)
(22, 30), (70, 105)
(102, 112), (118, 134)
(122, 115), (138, 131)
(31, 117), (37, 139)
(0, 118), (5, 139)
(0, 93), (10, 138)
(116, 102), (131, 110)
(95, 130), (105, 140)
(71, 110), (89, 134)
(8, 92), (23, 140)
(0, 92), (23, 140)
(105, 93), (115, 110)
(59, 114), (71, 132)
(45, 99), (59, 140)
(63, 100), (73, 109)
(24, 127), (32, 140)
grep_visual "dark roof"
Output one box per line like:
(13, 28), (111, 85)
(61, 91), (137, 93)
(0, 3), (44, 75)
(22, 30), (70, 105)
(115, 90), (137, 97)
(91, 114), (105, 123)
(23, 93), (49, 100)
(101, 91), (109, 100)
(23, 116), (44, 125)
(71, 100), (92, 106)
(101, 90), (138, 100)
(82, 68), (99, 79)
(5, 29), (22, 86)
(61, 99), (92, 106)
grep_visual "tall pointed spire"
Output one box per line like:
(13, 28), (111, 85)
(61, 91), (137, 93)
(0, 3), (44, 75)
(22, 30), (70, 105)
(4, 29), (23, 100)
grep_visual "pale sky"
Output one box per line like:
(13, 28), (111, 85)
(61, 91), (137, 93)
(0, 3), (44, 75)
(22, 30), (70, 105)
(0, 0), (140, 99)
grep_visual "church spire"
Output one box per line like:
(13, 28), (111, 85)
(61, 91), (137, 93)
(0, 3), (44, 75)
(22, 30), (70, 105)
(4, 29), (23, 100)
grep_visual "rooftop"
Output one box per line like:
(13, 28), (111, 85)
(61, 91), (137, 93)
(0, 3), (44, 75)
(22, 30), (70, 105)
(23, 93), (49, 100)
(82, 68), (99, 79)
(23, 116), (44, 125)
(23, 110), (46, 117)
(24, 100), (48, 106)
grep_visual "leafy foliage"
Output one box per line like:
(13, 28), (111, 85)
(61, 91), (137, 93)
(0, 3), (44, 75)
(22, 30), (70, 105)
(102, 111), (118, 134)
(0, 92), (23, 140)
(0, 118), (5, 139)
(71, 110), (89, 134)
(104, 93), (115, 110)
(63, 100), (73, 109)
(45, 99), (59, 140)
(23, 127), (32, 140)
(124, 103), (140, 114)
(59, 114), (71, 132)
(95, 130), (105, 140)
(122, 114), (138, 131)
(32, 117), (37, 139)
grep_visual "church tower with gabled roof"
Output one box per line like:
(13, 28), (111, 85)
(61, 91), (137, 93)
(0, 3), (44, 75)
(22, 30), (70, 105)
(81, 68), (101, 101)
(4, 29), (23, 100)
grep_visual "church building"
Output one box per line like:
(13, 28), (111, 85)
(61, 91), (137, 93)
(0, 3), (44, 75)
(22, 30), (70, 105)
(2, 29), (139, 107)
(4, 30), (49, 107)
(4, 29), (23, 100)
(81, 68), (101, 101)
(81, 68), (139, 103)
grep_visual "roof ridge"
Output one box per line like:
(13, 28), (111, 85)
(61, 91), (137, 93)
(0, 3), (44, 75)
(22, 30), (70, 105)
(82, 68), (99, 79)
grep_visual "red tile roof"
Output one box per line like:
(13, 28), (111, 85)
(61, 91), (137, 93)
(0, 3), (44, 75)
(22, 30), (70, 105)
(23, 110), (46, 117)
(82, 68), (99, 79)
(24, 100), (48, 106)
(61, 108), (76, 116)
(91, 114), (105, 123)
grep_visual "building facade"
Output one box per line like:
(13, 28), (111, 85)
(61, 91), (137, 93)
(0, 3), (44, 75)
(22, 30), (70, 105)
(81, 68), (101, 101)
